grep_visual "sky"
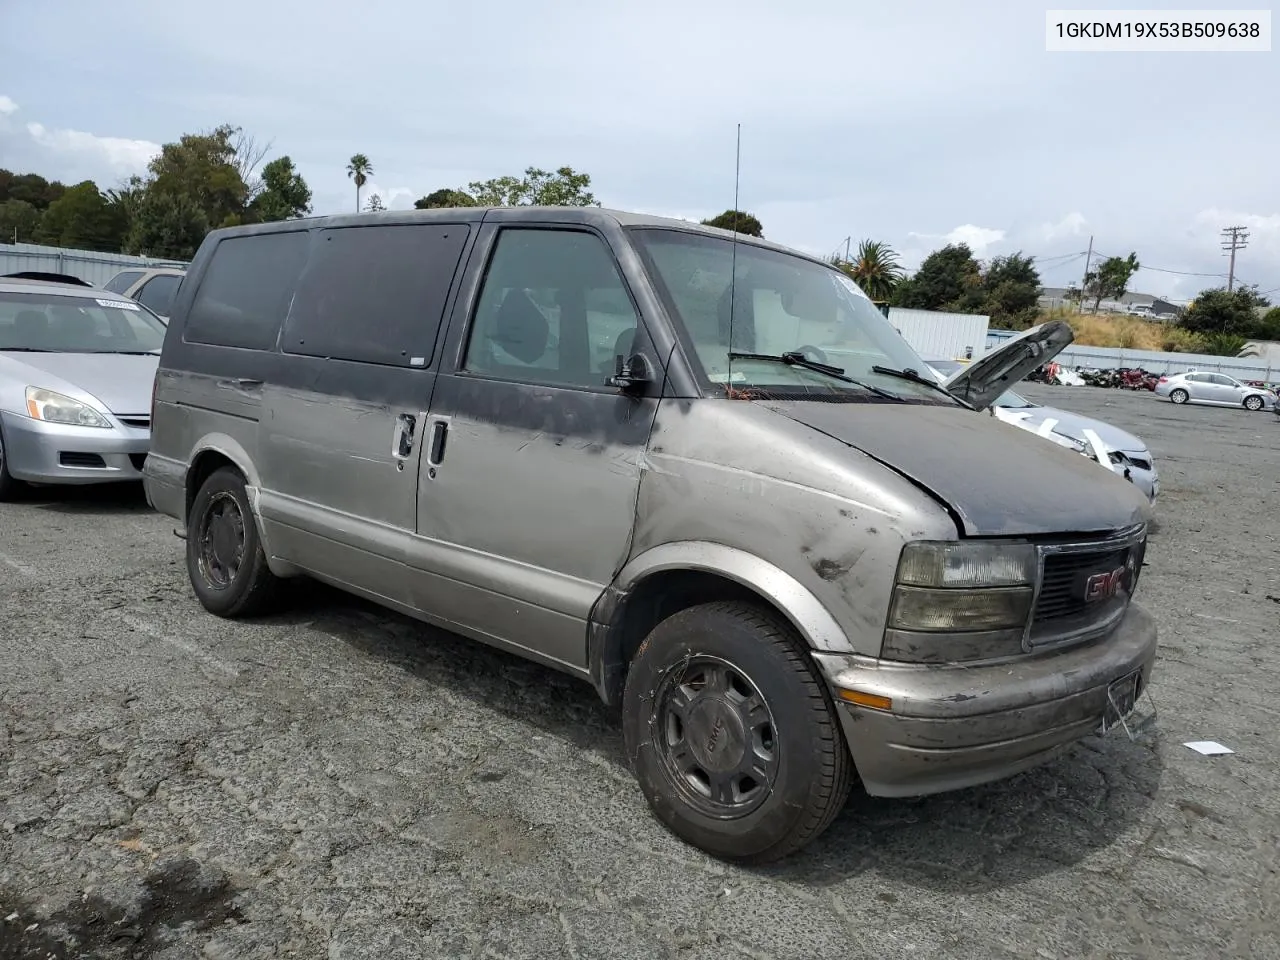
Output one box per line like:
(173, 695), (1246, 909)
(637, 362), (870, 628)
(1, 0), (1277, 303)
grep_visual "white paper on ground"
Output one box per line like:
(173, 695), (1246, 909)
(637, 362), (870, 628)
(1183, 741), (1234, 756)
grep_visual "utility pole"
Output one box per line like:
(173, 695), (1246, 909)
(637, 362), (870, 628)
(1221, 226), (1249, 292)
(1079, 235), (1093, 313)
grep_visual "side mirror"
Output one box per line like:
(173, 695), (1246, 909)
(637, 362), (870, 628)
(606, 353), (652, 392)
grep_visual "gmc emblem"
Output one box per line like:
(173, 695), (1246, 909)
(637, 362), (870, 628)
(1084, 567), (1127, 603)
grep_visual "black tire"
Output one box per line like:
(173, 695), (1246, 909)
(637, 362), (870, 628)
(1244, 394), (1264, 412)
(0, 424), (26, 502)
(186, 466), (278, 617)
(622, 601), (853, 864)
(1170, 388), (1189, 404)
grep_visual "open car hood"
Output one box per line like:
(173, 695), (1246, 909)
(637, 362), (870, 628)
(942, 321), (1074, 411)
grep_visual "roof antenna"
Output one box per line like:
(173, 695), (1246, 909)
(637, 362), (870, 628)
(726, 123), (742, 392)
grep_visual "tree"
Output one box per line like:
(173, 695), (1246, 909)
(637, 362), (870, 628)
(892, 243), (982, 311)
(1179, 286), (1274, 339)
(145, 125), (248, 230)
(125, 191), (208, 260)
(0, 171), (66, 210)
(832, 239), (903, 301)
(414, 188), (476, 209)
(1082, 252), (1140, 312)
(467, 166), (598, 207)
(0, 199), (41, 243)
(980, 252), (1042, 329)
(700, 209), (764, 238)
(248, 156), (312, 222)
(34, 181), (127, 252)
(347, 154), (373, 212)
(365, 193), (385, 212)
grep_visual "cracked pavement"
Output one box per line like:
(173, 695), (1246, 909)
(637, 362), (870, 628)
(1, 386), (1278, 959)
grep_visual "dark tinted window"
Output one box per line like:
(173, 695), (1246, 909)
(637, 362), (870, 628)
(185, 232), (310, 350)
(135, 274), (182, 316)
(463, 228), (640, 388)
(103, 270), (144, 294)
(282, 223), (470, 367)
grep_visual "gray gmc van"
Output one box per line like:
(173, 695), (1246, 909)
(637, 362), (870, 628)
(144, 207), (1157, 863)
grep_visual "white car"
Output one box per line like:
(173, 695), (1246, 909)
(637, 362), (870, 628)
(928, 360), (1159, 503)
(1153, 371), (1276, 412)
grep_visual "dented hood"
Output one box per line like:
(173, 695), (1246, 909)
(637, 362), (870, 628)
(762, 400), (1152, 537)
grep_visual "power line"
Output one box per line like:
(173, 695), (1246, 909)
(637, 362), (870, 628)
(1221, 225), (1249, 292)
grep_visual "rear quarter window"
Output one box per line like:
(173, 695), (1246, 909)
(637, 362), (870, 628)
(103, 270), (145, 295)
(184, 232), (311, 350)
(281, 223), (470, 367)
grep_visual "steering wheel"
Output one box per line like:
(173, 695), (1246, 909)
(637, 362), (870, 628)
(793, 344), (829, 365)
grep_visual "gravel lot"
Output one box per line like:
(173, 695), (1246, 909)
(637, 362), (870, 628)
(2, 386), (1278, 960)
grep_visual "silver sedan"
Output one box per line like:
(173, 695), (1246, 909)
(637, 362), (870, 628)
(0, 277), (163, 500)
(1154, 371), (1277, 411)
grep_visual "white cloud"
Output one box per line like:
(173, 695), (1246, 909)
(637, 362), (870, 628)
(0, 95), (17, 116)
(1193, 208), (1280, 259)
(24, 121), (159, 175)
(1037, 212), (1088, 243)
(907, 223), (1006, 257)
(362, 182), (417, 210)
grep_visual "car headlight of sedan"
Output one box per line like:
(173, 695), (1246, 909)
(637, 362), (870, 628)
(25, 386), (111, 428)
(888, 541), (1036, 632)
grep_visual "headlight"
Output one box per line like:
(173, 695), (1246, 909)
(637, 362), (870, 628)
(886, 541), (1037, 643)
(25, 387), (111, 428)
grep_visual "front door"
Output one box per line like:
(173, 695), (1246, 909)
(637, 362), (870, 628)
(257, 221), (473, 608)
(408, 225), (663, 669)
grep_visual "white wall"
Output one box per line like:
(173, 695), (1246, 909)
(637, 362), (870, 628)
(888, 307), (990, 361)
(0, 242), (187, 287)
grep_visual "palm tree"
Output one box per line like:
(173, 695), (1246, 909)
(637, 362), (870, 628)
(838, 240), (905, 302)
(346, 154), (373, 212)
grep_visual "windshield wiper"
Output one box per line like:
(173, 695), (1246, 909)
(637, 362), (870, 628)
(728, 351), (904, 401)
(871, 365), (967, 404)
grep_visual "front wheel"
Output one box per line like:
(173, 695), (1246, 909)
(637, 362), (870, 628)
(186, 467), (279, 617)
(622, 601), (853, 864)
(1244, 394), (1265, 412)
(1170, 388), (1189, 404)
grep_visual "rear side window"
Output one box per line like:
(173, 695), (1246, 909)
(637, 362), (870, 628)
(185, 232), (310, 350)
(281, 223), (470, 367)
(135, 274), (182, 316)
(103, 270), (144, 294)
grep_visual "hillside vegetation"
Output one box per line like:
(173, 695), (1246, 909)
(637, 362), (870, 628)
(1044, 308), (1232, 355)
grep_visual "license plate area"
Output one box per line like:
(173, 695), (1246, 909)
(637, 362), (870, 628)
(1101, 669), (1142, 734)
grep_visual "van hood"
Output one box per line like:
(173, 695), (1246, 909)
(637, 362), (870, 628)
(761, 400), (1152, 537)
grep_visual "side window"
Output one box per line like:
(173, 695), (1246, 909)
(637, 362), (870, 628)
(135, 274), (182, 316)
(1214, 374), (1239, 387)
(103, 271), (144, 295)
(185, 232), (310, 350)
(463, 229), (640, 388)
(282, 223), (470, 367)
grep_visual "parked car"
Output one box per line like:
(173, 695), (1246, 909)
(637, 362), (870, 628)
(145, 208), (1157, 863)
(102, 267), (186, 321)
(0, 277), (164, 499)
(928, 359), (1159, 502)
(1153, 371), (1276, 411)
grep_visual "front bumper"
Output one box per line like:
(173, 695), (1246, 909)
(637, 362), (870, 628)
(813, 603), (1158, 798)
(0, 411), (149, 485)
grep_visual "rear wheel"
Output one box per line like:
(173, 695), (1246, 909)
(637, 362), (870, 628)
(0, 426), (26, 502)
(186, 467), (279, 617)
(622, 601), (853, 864)
(1244, 394), (1264, 411)
(1170, 388), (1189, 404)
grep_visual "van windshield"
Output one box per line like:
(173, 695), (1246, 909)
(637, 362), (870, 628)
(630, 228), (950, 403)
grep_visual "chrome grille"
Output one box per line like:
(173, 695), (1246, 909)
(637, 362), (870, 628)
(1035, 547), (1132, 622)
(1023, 525), (1146, 652)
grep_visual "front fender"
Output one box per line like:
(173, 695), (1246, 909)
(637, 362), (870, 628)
(603, 540), (853, 654)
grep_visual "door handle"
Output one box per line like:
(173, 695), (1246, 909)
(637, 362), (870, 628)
(427, 417), (449, 468)
(391, 413), (417, 459)
(216, 377), (263, 390)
